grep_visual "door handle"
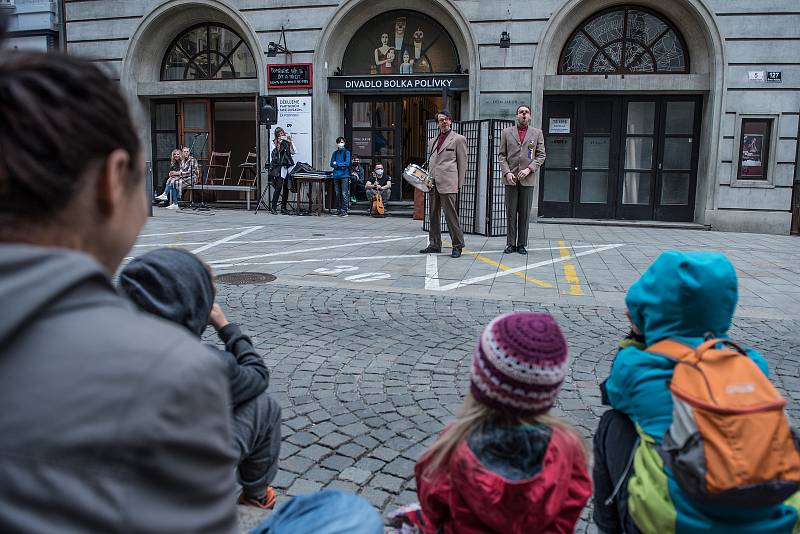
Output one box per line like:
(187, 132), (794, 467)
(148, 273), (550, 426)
(658, 163), (662, 170)
(574, 167), (579, 171)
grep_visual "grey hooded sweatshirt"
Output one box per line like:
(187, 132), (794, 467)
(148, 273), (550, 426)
(0, 245), (237, 533)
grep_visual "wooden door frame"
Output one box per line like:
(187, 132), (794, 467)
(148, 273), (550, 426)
(178, 98), (213, 177)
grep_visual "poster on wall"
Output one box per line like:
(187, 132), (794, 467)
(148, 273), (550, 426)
(739, 134), (763, 177)
(269, 96), (312, 165)
(549, 118), (570, 134)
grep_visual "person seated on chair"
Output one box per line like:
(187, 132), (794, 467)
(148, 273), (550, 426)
(155, 149), (182, 208)
(174, 145), (200, 209)
(365, 163), (391, 215)
(350, 156), (365, 204)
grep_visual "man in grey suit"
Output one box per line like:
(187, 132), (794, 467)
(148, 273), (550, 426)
(419, 110), (468, 258)
(498, 104), (546, 255)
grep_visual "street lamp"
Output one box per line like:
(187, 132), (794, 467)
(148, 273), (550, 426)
(267, 26), (291, 57)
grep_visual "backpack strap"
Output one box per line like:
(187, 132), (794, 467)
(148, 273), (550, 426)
(646, 339), (696, 362)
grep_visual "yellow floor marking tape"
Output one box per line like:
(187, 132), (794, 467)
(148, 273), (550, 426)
(558, 240), (584, 296)
(444, 240), (553, 288)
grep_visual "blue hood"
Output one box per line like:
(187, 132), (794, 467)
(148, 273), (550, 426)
(625, 250), (738, 345)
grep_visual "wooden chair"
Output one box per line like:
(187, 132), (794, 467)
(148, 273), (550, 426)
(237, 149), (258, 186)
(205, 151), (231, 185)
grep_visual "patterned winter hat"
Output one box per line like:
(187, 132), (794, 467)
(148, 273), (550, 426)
(470, 312), (568, 415)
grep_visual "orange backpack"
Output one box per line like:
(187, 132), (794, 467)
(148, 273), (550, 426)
(648, 338), (800, 506)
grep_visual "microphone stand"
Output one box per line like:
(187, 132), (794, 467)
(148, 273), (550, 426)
(255, 140), (274, 215)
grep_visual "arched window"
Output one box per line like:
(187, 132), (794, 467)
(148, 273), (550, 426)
(341, 10), (460, 75)
(559, 6), (688, 75)
(161, 23), (256, 80)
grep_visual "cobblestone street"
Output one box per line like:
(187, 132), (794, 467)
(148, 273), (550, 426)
(131, 210), (800, 531)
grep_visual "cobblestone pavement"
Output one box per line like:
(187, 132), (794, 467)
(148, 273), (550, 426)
(132, 210), (800, 531)
(226, 282), (800, 532)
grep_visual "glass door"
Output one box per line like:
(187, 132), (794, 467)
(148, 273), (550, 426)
(151, 100), (178, 193)
(179, 99), (211, 180)
(654, 97), (701, 221)
(540, 99), (576, 217)
(574, 98), (620, 218)
(345, 97), (403, 201)
(617, 99), (658, 219)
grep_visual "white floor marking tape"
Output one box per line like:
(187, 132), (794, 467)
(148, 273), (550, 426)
(133, 242), (206, 248)
(433, 244), (625, 292)
(424, 253), (440, 290)
(206, 235), (426, 265)
(138, 226), (255, 238)
(191, 226), (263, 254)
(226, 235), (409, 245)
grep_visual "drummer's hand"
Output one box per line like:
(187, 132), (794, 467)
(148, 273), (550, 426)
(505, 172), (516, 185)
(516, 168), (531, 181)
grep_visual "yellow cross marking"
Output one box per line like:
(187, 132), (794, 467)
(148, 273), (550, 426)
(444, 241), (553, 288)
(558, 240), (584, 296)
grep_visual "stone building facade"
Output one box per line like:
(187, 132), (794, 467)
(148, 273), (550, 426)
(61, 0), (800, 234)
(2, 0), (62, 50)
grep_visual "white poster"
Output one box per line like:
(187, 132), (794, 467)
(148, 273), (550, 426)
(270, 96), (312, 165)
(549, 118), (570, 134)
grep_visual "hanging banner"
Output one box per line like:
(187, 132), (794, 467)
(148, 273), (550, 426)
(269, 97), (313, 165)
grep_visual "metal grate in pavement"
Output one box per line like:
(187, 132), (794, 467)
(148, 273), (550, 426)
(215, 272), (276, 285)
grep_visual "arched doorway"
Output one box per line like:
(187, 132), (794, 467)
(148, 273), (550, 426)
(531, 0), (725, 224)
(122, 1), (264, 199)
(313, 0), (478, 182)
(337, 10), (464, 200)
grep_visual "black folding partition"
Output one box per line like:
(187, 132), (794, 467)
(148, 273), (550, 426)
(423, 119), (513, 237)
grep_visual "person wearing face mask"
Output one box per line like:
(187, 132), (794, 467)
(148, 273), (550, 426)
(498, 105), (546, 255)
(329, 137), (351, 217)
(269, 127), (295, 215)
(350, 156), (364, 204)
(365, 163), (392, 215)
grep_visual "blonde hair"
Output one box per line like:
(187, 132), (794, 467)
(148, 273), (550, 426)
(419, 392), (589, 479)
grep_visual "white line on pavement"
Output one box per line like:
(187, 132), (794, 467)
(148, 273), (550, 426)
(133, 242), (206, 248)
(225, 235), (409, 245)
(434, 244), (625, 291)
(191, 226), (264, 254)
(425, 254), (440, 290)
(210, 253), (425, 268)
(206, 235), (426, 265)
(138, 226), (255, 238)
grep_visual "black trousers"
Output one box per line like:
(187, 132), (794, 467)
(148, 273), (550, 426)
(233, 391), (282, 497)
(593, 409), (642, 534)
(271, 177), (289, 210)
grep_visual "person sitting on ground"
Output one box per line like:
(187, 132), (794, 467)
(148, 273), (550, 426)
(594, 250), (800, 534)
(173, 145), (200, 209)
(365, 162), (391, 215)
(119, 248), (282, 510)
(155, 148), (183, 207)
(390, 312), (591, 534)
(0, 50), (238, 531)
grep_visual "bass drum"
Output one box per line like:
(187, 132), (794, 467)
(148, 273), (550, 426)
(402, 163), (434, 193)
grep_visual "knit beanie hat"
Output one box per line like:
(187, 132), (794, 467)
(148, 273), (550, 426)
(470, 312), (568, 415)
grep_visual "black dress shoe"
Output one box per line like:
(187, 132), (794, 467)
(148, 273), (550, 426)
(451, 248), (462, 258)
(518, 246), (528, 255)
(504, 245), (516, 254)
(268, 206), (277, 215)
(419, 246), (442, 254)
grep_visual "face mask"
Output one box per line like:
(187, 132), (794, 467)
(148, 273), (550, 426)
(337, 143), (345, 149)
(376, 169), (384, 176)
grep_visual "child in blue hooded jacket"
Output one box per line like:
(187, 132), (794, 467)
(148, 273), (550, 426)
(593, 250), (800, 534)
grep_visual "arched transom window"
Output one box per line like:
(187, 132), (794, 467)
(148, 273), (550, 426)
(161, 23), (257, 80)
(559, 6), (688, 74)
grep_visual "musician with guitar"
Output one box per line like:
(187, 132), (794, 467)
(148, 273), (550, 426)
(365, 163), (392, 216)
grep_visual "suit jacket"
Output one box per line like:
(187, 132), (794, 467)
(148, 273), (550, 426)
(427, 130), (468, 194)
(498, 125), (546, 187)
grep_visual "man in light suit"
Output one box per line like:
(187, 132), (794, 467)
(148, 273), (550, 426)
(498, 104), (546, 255)
(420, 110), (468, 258)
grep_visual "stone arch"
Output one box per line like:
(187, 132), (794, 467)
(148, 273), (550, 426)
(122, 0), (265, 95)
(312, 0), (479, 168)
(532, 0), (726, 225)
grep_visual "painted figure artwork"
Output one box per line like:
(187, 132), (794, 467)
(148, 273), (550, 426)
(400, 49), (414, 74)
(394, 17), (406, 52)
(374, 33), (391, 74)
(381, 48), (396, 74)
(413, 28), (424, 59)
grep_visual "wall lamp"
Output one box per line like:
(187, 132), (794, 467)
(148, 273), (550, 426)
(267, 26), (291, 57)
(499, 31), (511, 48)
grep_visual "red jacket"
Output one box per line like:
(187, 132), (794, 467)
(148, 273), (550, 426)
(414, 424), (591, 534)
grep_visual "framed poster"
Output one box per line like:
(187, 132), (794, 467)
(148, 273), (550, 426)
(267, 64), (312, 89)
(269, 96), (313, 164)
(737, 118), (771, 180)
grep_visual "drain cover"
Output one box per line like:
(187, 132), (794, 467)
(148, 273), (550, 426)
(215, 272), (276, 285)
